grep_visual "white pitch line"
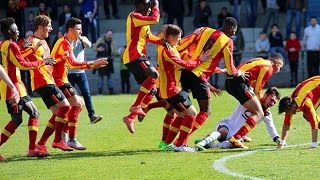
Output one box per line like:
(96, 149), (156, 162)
(213, 143), (309, 180)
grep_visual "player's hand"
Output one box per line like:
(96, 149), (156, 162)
(9, 87), (20, 105)
(237, 70), (250, 81)
(263, 107), (271, 116)
(91, 58), (108, 68)
(215, 68), (227, 74)
(22, 38), (32, 48)
(209, 85), (222, 97)
(277, 139), (286, 149)
(199, 50), (212, 62)
(194, 27), (205, 35)
(44, 58), (56, 65)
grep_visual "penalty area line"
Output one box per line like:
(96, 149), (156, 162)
(212, 143), (309, 180)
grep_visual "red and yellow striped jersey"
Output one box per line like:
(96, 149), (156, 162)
(284, 76), (320, 129)
(51, 37), (89, 87)
(22, 35), (55, 90)
(190, 28), (238, 81)
(123, 6), (160, 64)
(0, 40), (45, 100)
(157, 45), (200, 99)
(238, 59), (275, 99)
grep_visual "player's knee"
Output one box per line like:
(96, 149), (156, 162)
(12, 116), (23, 126)
(186, 106), (197, 117)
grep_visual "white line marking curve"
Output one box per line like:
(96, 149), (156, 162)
(213, 143), (309, 180)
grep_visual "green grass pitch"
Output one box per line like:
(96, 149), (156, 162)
(0, 88), (316, 179)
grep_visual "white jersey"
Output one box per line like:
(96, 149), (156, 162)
(215, 104), (279, 140)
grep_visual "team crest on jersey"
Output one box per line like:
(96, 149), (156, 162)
(183, 101), (189, 106)
(56, 93), (62, 98)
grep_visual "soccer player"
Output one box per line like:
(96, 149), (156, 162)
(157, 24), (211, 152)
(178, 17), (246, 137)
(22, 15), (73, 154)
(122, 0), (161, 134)
(51, 17), (108, 150)
(0, 18), (55, 160)
(278, 76), (320, 149)
(225, 53), (284, 148)
(195, 87), (281, 150)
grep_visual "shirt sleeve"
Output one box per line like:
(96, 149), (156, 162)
(163, 47), (200, 70)
(262, 112), (280, 140)
(62, 41), (88, 70)
(223, 40), (238, 75)
(147, 31), (162, 45)
(283, 112), (293, 126)
(131, 6), (160, 27)
(9, 43), (44, 70)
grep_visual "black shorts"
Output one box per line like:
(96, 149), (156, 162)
(6, 95), (32, 114)
(180, 69), (210, 100)
(59, 83), (78, 98)
(165, 90), (192, 113)
(125, 56), (153, 84)
(155, 88), (174, 112)
(34, 84), (66, 109)
(225, 75), (255, 105)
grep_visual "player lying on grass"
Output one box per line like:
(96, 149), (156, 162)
(278, 76), (320, 149)
(194, 87), (281, 150)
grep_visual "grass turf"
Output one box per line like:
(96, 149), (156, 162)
(0, 88), (316, 179)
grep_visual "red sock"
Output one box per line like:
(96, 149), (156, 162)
(28, 117), (38, 150)
(63, 122), (68, 133)
(190, 111), (208, 135)
(141, 93), (154, 109)
(234, 116), (256, 139)
(147, 100), (168, 111)
(0, 121), (18, 146)
(132, 77), (156, 107)
(68, 106), (82, 139)
(161, 114), (175, 141)
(165, 116), (184, 144)
(38, 114), (56, 145)
(175, 115), (195, 147)
(54, 106), (70, 143)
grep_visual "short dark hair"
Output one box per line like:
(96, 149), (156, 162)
(165, 24), (182, 38)
(34, 15), (51, 30)
(269, 53), (284, 63)
(271, 24), (279, 28)
(310, 16), (317, 20)
(222, 17), (237, 29)
(265, 87), (281, 100)
(65, 17), (81, 33)
(0, 18), (15, 35)
(278, 96), (293, 114)
(135, 0), (149, 7)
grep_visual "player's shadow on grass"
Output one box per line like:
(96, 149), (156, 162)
(4, 149), (163, 162)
